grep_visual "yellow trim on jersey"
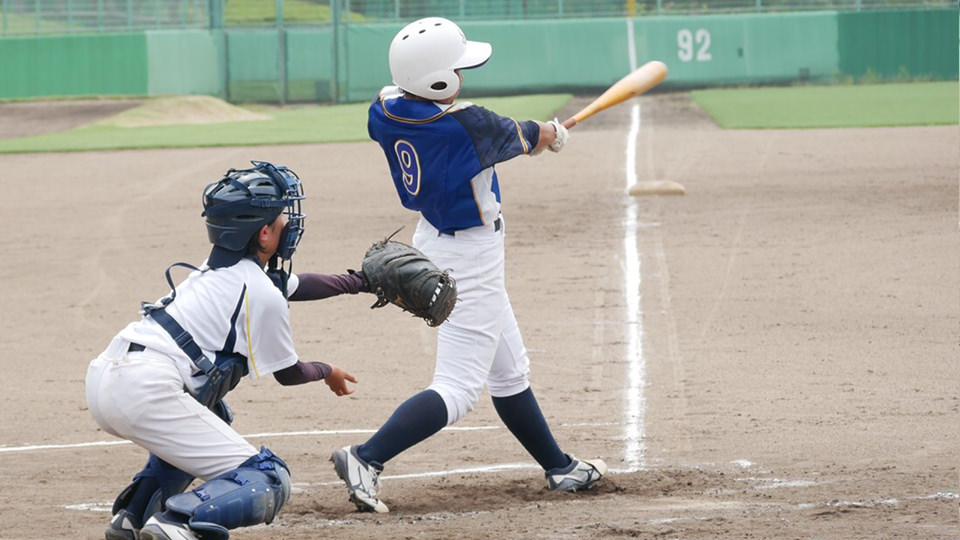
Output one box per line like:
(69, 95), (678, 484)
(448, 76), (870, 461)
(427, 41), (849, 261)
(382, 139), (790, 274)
(244, 290), (260, 378)
(512, 119), (530, 154)
(381, 95), (452, 124)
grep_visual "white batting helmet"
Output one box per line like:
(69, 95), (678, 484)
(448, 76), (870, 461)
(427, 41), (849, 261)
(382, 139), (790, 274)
(389, 17), (492, 101)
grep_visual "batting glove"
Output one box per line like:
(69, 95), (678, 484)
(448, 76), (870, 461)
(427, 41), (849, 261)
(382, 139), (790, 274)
(547, 118), (569, 152)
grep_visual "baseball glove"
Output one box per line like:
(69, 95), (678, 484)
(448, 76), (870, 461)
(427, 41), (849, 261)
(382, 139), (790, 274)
(361, 231), (457, 327)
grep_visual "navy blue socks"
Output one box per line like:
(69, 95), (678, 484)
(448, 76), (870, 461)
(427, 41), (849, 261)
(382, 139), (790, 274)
(356, 387), (570, 473)
(357, 389), (448, 468)
(492, 387), (570, 471)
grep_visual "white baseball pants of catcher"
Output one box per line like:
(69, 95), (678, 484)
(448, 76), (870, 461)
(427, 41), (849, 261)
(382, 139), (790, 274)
(413, 214), (531, 426)
(85, 336), (257, 480)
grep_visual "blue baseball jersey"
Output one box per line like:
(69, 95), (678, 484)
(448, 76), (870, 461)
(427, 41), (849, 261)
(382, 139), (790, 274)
(368, 86), (540, 234)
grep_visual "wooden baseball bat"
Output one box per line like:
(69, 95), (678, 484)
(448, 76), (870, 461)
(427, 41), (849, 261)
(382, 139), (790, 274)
(562, 60), (668, 129)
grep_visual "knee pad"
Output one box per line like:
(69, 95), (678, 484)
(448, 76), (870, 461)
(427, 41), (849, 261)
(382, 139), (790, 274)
(112, 454), (195, 528)
(163, 447), (291, 540)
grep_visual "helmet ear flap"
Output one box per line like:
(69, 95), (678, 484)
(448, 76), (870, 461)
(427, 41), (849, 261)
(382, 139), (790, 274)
(413, 70), (461, 101)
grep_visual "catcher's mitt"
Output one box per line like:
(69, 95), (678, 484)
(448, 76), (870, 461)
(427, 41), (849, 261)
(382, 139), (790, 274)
(361, 231), (457, 327)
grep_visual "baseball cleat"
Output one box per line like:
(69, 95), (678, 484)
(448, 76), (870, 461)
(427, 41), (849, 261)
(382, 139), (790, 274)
(104, 509), (140, 540)
(139, 513), (197, 540)
(545, 454), (607, 492)
(331, 445), (390, 513)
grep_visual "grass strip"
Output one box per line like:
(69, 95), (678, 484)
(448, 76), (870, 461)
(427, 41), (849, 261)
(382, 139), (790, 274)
(690, 81), (958, 129)
(0, 94), (572, 154)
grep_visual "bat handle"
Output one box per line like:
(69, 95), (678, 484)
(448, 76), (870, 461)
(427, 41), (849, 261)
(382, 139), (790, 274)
(562, 117), (578, 130)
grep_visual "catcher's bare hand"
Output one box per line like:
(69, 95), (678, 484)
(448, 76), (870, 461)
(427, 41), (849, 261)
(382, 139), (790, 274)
(324, 365), (358, 396)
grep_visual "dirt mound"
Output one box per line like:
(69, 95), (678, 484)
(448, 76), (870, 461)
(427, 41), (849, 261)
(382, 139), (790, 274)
(0, 99), (144, 140)
(95, 95), (271, 127)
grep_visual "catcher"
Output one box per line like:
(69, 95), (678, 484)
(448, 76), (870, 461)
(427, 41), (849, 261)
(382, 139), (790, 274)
(86, 161), (444, 540)
(331, 17), (605, 514)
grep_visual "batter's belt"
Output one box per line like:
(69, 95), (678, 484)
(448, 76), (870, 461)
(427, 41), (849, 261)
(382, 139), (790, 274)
(439, 216), (502, 237)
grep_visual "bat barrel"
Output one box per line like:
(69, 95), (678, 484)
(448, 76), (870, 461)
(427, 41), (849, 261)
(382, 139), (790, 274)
(562, 61), (668, 130)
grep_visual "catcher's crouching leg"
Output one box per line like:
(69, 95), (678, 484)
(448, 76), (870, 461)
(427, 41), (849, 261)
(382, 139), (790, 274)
(107, 454), (195, 540)
(140, 447), (291, 540)
(107, 401), (234, 539)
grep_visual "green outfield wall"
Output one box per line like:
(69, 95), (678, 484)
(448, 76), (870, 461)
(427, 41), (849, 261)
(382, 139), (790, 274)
(0, 32), (148, 98)
(146, 30), (221, 96)
(0, 9), (955, 102)
(837, 11), (958, 79)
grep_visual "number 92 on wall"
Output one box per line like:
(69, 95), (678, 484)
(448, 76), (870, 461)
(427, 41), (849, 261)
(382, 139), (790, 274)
(677, 28), (712, 62)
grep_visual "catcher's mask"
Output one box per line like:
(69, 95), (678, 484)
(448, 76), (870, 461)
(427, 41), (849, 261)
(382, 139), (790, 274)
(202, 161), (305, 266)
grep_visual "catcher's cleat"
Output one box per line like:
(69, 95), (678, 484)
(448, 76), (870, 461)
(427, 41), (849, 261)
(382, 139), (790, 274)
(104, 509), (140, 540)
(331, 445), (390, 513)
(139, 513), (197, 540)
(545, 454), (607, 492)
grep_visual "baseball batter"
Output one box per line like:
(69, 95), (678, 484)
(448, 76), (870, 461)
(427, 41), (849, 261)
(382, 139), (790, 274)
(332, 17), (606, 513)
(86, 161), (368, 540)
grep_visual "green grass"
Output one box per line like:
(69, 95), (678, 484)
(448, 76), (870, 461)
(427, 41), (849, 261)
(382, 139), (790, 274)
(0, 94), (572, 154)
(0, 1), (362, 36)
(690, 81), (958, 129)
(1, 11), (72, 34)
(7, 81), (952, 154)
(224, 0), (366, 24)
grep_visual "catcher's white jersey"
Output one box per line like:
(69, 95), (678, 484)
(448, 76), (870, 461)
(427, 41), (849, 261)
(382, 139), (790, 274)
(87, 257), (299, 479)
(117, 258), (298, 395)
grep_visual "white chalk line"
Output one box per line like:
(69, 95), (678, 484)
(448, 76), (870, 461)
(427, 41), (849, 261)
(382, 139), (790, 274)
(623, 104), (646, 472)
(621, 18), (646, 472)
(0, 422), (623, 455)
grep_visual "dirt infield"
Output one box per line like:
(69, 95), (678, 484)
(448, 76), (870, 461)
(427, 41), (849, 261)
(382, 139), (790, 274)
(0, 94), (956, 539)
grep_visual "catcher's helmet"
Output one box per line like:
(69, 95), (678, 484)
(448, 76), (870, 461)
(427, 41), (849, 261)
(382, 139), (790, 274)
(202, 161), (305, 262)
(389, 17), (491, 101)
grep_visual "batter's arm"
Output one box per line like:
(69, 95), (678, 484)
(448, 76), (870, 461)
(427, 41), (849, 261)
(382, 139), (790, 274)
(530, 120), (556, 154)
(530, 118), (568, 154)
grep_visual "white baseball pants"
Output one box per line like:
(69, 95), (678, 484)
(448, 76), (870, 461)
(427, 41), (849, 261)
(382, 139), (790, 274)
(85, 336), (256, 480)
(413, 215), (531, 425)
